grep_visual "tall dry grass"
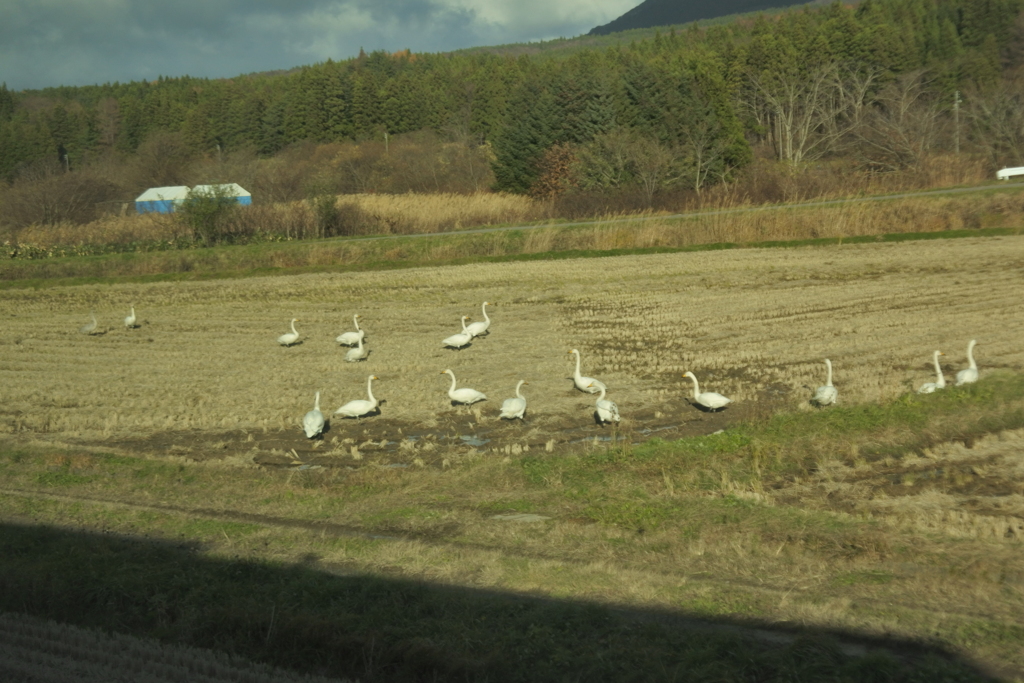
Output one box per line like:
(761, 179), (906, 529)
(3, 192), (546, 252)
(2, 188), (1023, 281)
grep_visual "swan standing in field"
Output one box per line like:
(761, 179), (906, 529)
(441, 369), (487, 404)
(955, 339), (979, 386)
(917, 351), (946, 394)
(810, 359), (838, 406)
(682, 371), (732, 411)
(464, 302), (492, 337)
(443, 317), (473, 350)
(277, 318), (300, 346)
(336, 315), (364, 346)
(570, 349), (604, 393)
(344, 333), (368, 362)
(588, 382), (620, 424)
(124, 306), (137, 329)
(79, 313), (98, 335)
(303, 391), (325, 438)
(499, 380), (528, 419)
(335, 376), (379, 418)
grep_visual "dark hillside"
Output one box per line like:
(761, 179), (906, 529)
(590, 0), (820, 34)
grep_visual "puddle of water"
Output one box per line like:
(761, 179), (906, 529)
(457, 435), (491, 447)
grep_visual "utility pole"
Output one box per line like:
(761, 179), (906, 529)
(954, 90), (961, 155)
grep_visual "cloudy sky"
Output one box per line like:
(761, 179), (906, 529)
(0, 0), (640, 91)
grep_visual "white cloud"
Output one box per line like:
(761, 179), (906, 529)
(0, 0), (641, 90)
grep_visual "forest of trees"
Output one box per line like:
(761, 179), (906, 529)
(2, 0), (1024, 231)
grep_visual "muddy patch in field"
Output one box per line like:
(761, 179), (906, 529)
(95, 389), (785, 470)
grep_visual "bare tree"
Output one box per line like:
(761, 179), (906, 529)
(748, 63), (874, 165)
(851, 71), (943, 171)
(682, 115), (727, 193)
(968, 73), (1024, 166)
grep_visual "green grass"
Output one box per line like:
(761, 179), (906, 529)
(2, 376), (1024, 679)
(0, 521), (994, 682)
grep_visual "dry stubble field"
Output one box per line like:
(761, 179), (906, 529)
(3, 235), (1024, 677)
(4, 236), (1023, 459)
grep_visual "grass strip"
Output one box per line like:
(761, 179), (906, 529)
(1, 224), (1019, 291)
(0, 521), (995, 682)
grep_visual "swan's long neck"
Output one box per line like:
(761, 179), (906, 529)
(515, 380), (525, 399)
(314, 391), (320, 411)
(596, 385), (607, 401)
(366, 377), (376, 404)
(353, 315), (360, 331)
(825, 359), (833, 387)
(573, 351), (582, 379)
(356, 334), (363, 350)
(461, 316), (469, 332)
(290, 320), (298, 335)
(687, 374), (701, 399)
(481, 303), (490, 323)
(129, 306), (135, 317)
(933, 352), (945, 386)
(446, 372), (458, 395)
(967, 340), (977, 369)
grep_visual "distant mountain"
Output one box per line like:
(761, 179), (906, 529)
(589, 0), (819, 35)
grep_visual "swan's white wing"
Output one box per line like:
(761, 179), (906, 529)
(955, 368), (978, 385)
(452, 388), (486, 404)
(443, 333), (472, 348)
(576, 377), (604, 393)
(345, 347), (368, 362)
(699, 392), (732, 409)
(303, 409), (325, 437)
(500, 397), (526, 418)
(335, 399), (373, 416)
(917, 382), (937, 394)
(810, 386), (836, 406)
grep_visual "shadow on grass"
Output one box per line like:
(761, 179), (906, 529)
(0, 522), (1003, 682)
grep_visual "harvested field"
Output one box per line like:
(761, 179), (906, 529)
(4, 234), (1024, 679)
(2, 235), (1023, 463)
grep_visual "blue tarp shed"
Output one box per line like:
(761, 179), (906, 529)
(191, 183), (252, 206)
(135, 186), (190, 214)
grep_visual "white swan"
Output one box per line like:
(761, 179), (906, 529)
(336, 314), (364, 346)
(569, 349), (604, 393)
(810, 359), (838, 406)
(442, 369), (486, 404)
(79, 313), (98, 335)
(464, 302), (492, 337)
(277, 318), (300, 346)
(500, 380), (528, 419)
(443, 317), (473, 349)
(955, 339), (979, 386)
(344, 333), (368, 362)
(303, 391), (325, 438)
(589, 382), (620, 423)
(917, 351), (946, 394)
(335, 376), (379, 418)
(683, 371), (731, 411)
(124, 306), (137, 329)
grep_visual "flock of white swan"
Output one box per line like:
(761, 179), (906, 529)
(78, 305), (982, 441)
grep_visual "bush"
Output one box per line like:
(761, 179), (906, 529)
(177, 186), (240, 246)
